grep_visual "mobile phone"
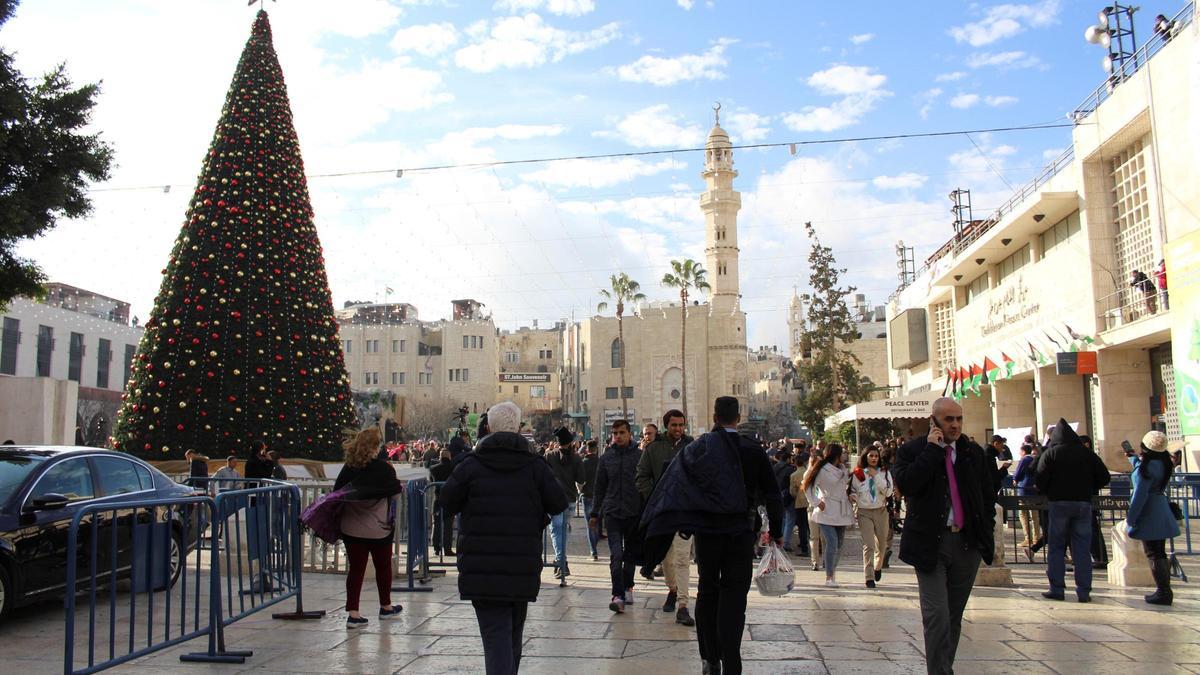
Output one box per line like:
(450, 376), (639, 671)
(1121, 440), (1135, 457)
(930, 415), (944, 431)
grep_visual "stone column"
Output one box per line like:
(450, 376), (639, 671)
(1092, 348), (1153, 470)
(1107, 520), (1154, 586)
(1034, 366), (1088, 436)
(976, 503), (1014, 586)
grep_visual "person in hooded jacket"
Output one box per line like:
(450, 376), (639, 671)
(588, 419), (643, 614)
(438, 402), (568, 675)
(334, 427), (404, 629)
(1033, 419), (1111, 602)
(1127, 430), (1180, 605)
(544, 426), (585, 586)
(893, 397), (997, 675)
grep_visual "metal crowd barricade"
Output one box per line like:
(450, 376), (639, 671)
(393, 478), (436, 593)
(63, 495), (237, 674)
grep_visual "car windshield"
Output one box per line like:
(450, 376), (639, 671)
(0, 455), (47, 500)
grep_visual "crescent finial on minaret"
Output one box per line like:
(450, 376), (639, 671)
(713, 101), (721, 125)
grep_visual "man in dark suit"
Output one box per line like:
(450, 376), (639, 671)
(893, 397), (997, 675)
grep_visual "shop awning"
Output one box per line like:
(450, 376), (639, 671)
(824, 392), (942, 429)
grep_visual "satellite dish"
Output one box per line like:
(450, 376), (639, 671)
(1103, 55), (1114, 73)
(1098, 8), (1110, 26)
(1084, 25), (1108, 44)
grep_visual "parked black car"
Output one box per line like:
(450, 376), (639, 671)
(0, 446), (200, 621)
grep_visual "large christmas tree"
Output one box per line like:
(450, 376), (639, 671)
(113, 11), (354, 460)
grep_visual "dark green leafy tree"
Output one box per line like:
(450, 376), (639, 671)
(112, 11), (354, 460)
(0, 0), (114, 309)
(794, 222), (874, 436)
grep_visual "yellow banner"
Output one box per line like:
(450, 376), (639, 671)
(1165, 229), (1200, 435)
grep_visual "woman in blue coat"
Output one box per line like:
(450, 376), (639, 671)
(1126, 430), (1180, 606)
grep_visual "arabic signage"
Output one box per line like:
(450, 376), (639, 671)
(981, 276), (1042, 337)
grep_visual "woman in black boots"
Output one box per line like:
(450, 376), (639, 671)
(1126, 430), (1180, 605)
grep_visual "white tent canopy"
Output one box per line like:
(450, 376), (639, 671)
(824, 392), (942, 430)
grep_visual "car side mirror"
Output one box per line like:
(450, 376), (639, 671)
(29, 493), (70, 510)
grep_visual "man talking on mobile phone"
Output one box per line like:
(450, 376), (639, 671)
(893, 397), (997, 675)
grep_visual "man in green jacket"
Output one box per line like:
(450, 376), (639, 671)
(635, 409), (695, 626)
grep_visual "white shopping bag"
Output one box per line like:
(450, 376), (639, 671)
(753, 542), (795, 597)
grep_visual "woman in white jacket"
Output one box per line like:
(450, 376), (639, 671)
(851, 447), (894, 589)
(802, 443), (854, 587)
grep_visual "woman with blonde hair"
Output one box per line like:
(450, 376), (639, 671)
(335, 427), (404, 628)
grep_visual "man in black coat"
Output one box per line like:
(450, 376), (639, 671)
(428, 448), (456, 556)
(544, 426), (585, 583)
(893, 397), (997, 675)
(580, 439), (602, 557)
(1033, 419), (1111, 602)
(439, 402), (568, 675)
(588, 419), (642, 614)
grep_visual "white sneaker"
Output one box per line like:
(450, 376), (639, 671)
(825, 579), (838, 588)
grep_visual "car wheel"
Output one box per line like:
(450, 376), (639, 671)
(0, 563), (11, 622)
(154, 529), (184, 592)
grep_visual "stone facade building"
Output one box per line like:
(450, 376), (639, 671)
(561, 113), (750, 437)
(885, 16), (1199, 469)
(335, 299), (498, 430)
(496, 323), (564, 416)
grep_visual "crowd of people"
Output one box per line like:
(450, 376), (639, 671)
(231, 393), (1182, 675)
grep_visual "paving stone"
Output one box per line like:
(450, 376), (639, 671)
(1009, 641), (1130, 661)
(1105, 642), (1200, 663)
(748, 623), (808, 642)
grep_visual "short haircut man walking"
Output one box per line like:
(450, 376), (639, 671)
(893, 397), (997, 675)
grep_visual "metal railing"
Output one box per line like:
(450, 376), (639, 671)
(63, 480), (325, 674)
(1095, 284), (1170, 331)
(63, 495), (219, 675)
(1072, 1), (1197, 122)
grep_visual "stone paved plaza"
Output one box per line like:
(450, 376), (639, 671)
(3, 525), (1200, 674)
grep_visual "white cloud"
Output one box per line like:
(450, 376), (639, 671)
(850, 33), (875, 44)
(494, 0), (596, 16)
(520, 157), (686, 188)
(390, 22), (459, 56)
(677, 0), (695, 8)
(917, 88), (943, 119)
(949, 0), (1060, 46)
(782, 65), (890, 132)
(454, 14), (620, 72)
(935, 71), (967, 82)
(614, 38), (735, 86)
(725, 110), (772, 143)
(966, 50), (1041, 69)
(985, 95), (1018, 106)
(1042, 147), (1065, 162)
(593, 104), (706, 147)
(806, 64), (887, 96)
(873, 172), (928, 189)
(429, 124), (566, 163)
(949, 93), (980, 109)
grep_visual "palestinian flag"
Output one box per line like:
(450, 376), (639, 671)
(958, 366), (971, 399)
(1044, 330), (1064, 352)
(1027, 341), (1049, 366)
(1001, 352), (1016, 379)
(969, 363), (984, 394)
(1065, 324), (1095, 345)
(984, 356), (1001, 384)
(942, 368), (955, 397)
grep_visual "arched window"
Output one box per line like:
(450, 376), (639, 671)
(611, 338), (624, 369)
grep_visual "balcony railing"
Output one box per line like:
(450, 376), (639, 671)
(1096, 285), (1171, 331)
(1072, 1), (1196, 122)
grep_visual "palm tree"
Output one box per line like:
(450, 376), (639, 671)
(597, 273), (646, 420)
(661, 259), (710, 424)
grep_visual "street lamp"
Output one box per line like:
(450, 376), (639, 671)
(1085, 4), (1139, 88)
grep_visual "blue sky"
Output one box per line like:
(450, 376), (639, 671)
(6, 0), (1152, 348)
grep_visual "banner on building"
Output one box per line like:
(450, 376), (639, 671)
(1166, 230), (1200, 435)
(1055, 351), (1098, 376)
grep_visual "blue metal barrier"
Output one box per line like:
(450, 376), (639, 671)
(63, 495), (243, 674)
(393, 478), (434, 593)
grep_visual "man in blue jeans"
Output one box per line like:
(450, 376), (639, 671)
(1034, 419), (1112, 602)
(588, 420), (642, 613)
(545, 427), (585, 586)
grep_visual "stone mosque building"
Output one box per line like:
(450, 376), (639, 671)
(559, 111), (750, 437)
